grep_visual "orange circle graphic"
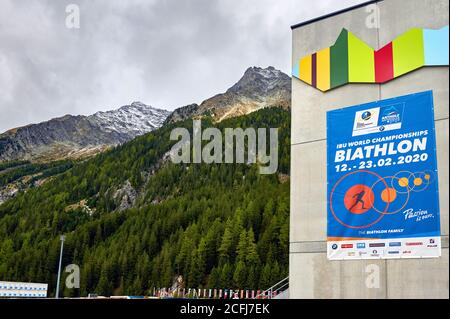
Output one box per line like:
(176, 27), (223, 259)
(381, 187), (397, 203)
(370, 176), (410, 215)
(343, 184), (374, 214)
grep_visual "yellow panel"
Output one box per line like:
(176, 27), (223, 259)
(348, 32), (375, 82)
(392, 28), (425, 77)
(316, 47), (330, 91)
(299, 55), (312, 84)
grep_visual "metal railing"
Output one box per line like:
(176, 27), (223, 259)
(254, 276), (289, 299)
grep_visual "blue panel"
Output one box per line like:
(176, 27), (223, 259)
(291, 62), (300, 79)
(424, 26), (449, 65)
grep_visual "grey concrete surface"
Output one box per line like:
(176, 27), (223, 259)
(290, 252), (387, 298)
(380, 67), (449, 121)
(436, 119), (449, 236)
(386, 248), (449, 298)
(290, 141), (327, 243)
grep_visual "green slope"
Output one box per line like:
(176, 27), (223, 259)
(0, 107), (290, 297)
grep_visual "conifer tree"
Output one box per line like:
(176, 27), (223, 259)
(233, 261), (247, 288)
(218, 219), (233, 263)
(220, 263), (233, 288)
(259, 262), (272, 290)
(246, 228), (259, 265)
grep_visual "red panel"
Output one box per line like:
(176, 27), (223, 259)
(375, 42), (394, 83)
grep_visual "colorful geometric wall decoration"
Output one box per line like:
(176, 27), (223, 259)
(292, 26), (449, 91)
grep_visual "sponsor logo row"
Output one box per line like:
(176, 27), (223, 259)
(331, 238), (437, 250)
(332, 248), (438, 258)
(344, 249), (408, 258)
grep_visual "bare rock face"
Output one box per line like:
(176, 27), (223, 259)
(0, 102), (170, 162)
(164, 103), (199, 124)
(165, 66), (291, 124)
(0, 185), (18, 205)
(113, 180), (138, 212)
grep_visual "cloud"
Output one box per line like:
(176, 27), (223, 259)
(0, 0), (365, 132)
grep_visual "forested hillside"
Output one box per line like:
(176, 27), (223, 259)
(0, 107), (290, 297)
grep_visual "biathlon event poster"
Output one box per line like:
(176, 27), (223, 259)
(327, 90), (441, 260)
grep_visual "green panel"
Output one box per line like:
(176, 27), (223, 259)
(348, 31), (375, 82)
(330, 29), (349, 88)
(392, 28), (425, 77)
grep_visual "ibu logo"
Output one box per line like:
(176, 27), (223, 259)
(361, 111), (372, 120)
(357, 243), (366, 249)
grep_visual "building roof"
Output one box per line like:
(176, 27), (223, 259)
(290, 0), (383, 30)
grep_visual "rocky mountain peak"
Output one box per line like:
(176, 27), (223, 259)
(165, 66), (291, 124)
(89, 102), (170, 136)
(130, 101), (147, 107)
(227, 66), (290, 96)
(244, 66), (284, 79)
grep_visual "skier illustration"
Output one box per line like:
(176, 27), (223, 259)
(348, 190), (366, 211)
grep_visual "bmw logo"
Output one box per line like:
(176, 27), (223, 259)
(361, 111), (372, 120)
(379, 126), (385, 131)
(332, 244), (338, 250)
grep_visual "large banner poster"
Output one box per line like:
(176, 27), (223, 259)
(327, 91), (441, 260)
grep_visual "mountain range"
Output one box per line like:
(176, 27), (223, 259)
(0, 66), (291, 162)
(0, 102), (170, 162)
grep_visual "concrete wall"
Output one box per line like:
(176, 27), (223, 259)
(290, 0), (449, 298)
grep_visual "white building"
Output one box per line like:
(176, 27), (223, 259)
(0, 281), (48, 298)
